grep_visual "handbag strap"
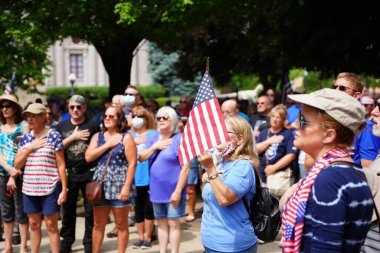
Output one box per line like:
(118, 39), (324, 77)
(99, 148), (115, 182)
(332, 161), (380, 232)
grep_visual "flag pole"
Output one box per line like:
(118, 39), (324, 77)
(206, 57), (210, 73)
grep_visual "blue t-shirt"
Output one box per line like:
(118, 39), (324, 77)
(145, 132), (185, 203)
(201, 159), (257, 252)
(352, 120), (380, 165)
(257, 128), (297, 183)
(301, 163), (373, 253)
(130, 130), (159, 187)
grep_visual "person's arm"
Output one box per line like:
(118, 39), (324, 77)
(85, 132), (122, 162)
(0, 156), (19, 177)
(139, 137), (172, 162)
(14, 137), (48, 170)
(56, 150), (68, 205)
(119, 134), (137, 201)
(256, 135), (285, 154)
(62, 126), (90, 149)
(170, 162), (190, 208)
(361, 159), (374, 168)
(198, 152), (243, 206)
(264, 153), (296, 176)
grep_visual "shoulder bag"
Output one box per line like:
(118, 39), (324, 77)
(86, 148), (115, 204)
(265, 130), (292, 197)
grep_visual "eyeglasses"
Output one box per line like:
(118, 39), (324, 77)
(334, 84), (357, 92)
(228, 131), (239, 135)
(297, 112), (324, 129)
(257, 102), (266, 105)
(0, 104), (12, 110)
(157, 116), (169, 121)
(124, 93), (137, 96)
(46, 112), (52, 115)
(103, 114), (116, 120)
(69, 105), (82, 111)
(132, 114), (144, 119)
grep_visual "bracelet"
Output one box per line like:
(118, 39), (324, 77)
(208, 173), (219, 181)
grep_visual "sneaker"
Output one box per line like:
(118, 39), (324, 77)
(106, 227), (118, 238)
(132, 239), (144, 249)
(141, 240), (152, 249)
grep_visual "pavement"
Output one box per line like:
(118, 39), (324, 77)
(0, 204), (282, 253)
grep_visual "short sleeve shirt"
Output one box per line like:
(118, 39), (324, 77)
(18, 129), (64, 196)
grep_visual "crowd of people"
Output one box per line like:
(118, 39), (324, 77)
(0, 72), (379, 253)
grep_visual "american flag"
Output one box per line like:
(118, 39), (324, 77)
(4, 72), (16, 95)
(178, 71), (230, 167)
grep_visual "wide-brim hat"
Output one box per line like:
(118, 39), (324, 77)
(0, 94), (22, 112)
(288, 88), (365, 135)
(23, 103), (46, 115)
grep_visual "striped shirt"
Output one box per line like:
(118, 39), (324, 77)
(18, 129), (64, 196)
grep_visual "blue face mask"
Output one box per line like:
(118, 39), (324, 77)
(124, 95), (136, 106)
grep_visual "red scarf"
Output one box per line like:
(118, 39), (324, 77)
(281, 147), (350, 253)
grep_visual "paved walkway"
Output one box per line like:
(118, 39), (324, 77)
(1, 206), (281, 253)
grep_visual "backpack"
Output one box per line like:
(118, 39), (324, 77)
(243, 169), (282, 242)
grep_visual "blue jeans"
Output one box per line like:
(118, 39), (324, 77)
(204, 243), (257, 253)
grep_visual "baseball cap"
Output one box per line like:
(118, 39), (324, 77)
(23, 103), (46, 115)
(288, 88), (365, 134)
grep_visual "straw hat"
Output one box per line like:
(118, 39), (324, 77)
(0, 94), (22, 112)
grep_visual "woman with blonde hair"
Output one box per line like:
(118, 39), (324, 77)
(256, 104), (297, 194)
(129, 106), (158, 249)
(198, 115), (259, 253)
(139, 106), (189, 253)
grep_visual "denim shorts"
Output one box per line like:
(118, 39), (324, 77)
(204, 243), (257, 253)
(187, 164), (199, 185)
(23, 183), (61, 216)
(152, 198), (185, 219)
(93, 196), (131, 208)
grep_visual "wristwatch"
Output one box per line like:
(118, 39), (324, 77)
(208, 173), (219, 181)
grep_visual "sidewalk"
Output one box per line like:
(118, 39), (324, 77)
(0, 205), (281, 253)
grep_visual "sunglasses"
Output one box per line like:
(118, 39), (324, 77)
(103, 114), (116, 120)
(179, 100), (187, 104)
(132, 114), (144, 119)
(124, 93), (137, 96)
(0, 104), (12, 110)
(157, 116), (169, 121)
(69, 105), (82, 111)
(334, 84), (357, 92)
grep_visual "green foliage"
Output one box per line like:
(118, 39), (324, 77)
(148, 43), (200, 98)
(225, 74), (261, 91)
(45, 87), (109, 100)
(138, 85), (167, 99)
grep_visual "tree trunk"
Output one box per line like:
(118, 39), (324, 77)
(94, 36), (141, 97)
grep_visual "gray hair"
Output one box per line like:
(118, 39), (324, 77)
(156, 106), (180, 133)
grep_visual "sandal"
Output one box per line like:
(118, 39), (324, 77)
(1, 249), (13, 253)
(185, 215), (196, 222)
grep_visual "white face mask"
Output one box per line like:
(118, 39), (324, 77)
(124, 95), (136, 106)
(132, 117), (144, 129)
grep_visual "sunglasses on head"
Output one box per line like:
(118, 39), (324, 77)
(333, 84), (357, 92)
(69, 105), (82, 111)
(0, 104), (12, 110)
(103, 114), (116, 120)
(124, 93), (137, 96)
(157, 116), (169, 121)
(132, 114), (144, 119)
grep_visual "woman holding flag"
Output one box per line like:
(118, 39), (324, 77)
(198, 115), (259, 253)
(139, 106), (189, 253)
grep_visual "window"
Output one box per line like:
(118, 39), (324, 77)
(70, 54), (84, 78)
